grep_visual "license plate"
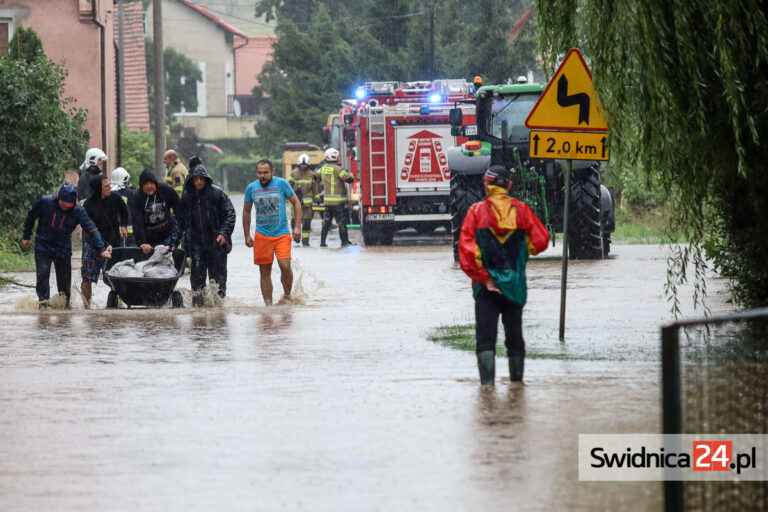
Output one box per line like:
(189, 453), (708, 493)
(365, 213), (394, 221)
(464, 125), (477, 136)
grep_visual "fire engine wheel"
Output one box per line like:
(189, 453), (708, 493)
(568, 165), (605, 260)
(450, 171), (486, 262)
(415, 223), (435, 235)
(362, 223), (394, 246)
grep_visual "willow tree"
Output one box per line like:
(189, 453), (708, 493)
(538, 1), (768, 310)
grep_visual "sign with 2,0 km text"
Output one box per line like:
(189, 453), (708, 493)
(529, 131), (609, 161)
(525, 48), (609, 132)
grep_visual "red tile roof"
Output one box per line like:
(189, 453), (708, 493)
(177, 0), (248, 39)
(235, 36), (275, 95)
(116, 2), (150, 133)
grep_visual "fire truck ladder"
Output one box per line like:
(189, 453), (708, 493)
(368, 108), (388, 203)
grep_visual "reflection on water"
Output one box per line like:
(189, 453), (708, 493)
(0, 243), (729, 509)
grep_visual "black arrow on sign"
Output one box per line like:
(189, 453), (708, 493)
(557, 74), (590, 125)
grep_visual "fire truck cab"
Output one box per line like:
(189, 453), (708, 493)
(351, 79), (476, 245)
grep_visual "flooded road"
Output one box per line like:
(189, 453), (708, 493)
(0, 195), (732, 510)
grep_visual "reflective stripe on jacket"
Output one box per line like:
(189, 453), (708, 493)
(318, 162), (352, 205)
(288, 168), (319, 205)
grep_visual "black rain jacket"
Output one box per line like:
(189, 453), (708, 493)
(131, 169), (180, 246)
(179, 164), (236, 256)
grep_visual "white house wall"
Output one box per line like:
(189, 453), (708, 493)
(146, 0), (234, 118)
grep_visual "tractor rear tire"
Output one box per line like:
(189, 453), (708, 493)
(568, 165), (605, 259)
(450, 171), (485, 261)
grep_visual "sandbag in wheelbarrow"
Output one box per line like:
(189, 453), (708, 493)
(104, 246), (186, 308)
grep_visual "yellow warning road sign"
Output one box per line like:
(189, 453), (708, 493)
(525, 48), (609, 132)
(529, 131), (609, 161)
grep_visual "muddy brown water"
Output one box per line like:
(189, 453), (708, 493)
(0, 195), (732, 510)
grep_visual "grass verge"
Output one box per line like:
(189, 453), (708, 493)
(611, 205), (680, 245)
(0, 236), (35, 290)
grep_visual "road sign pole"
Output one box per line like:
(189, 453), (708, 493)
(559, 160), (572, 341)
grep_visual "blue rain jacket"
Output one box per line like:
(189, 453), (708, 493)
(23, 183), (106, 259)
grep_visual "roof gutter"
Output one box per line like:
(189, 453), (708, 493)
(233, 35), (248, 96)
(92, 3), (107, 162)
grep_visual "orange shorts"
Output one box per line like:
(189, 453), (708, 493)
(253, 232), (292, 265)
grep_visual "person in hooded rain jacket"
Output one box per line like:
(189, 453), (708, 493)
(81, 175), (129, 307)
(131, 169), (181, 254)
(458, 165), (550, 385)
(178, 158), (236, 302)
(22, 182), (111, 308)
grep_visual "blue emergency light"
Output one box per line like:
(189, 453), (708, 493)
(428, 93), (442, 103)
(355, 87), (366, 100)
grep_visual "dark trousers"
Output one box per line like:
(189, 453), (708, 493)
(35, 251), (71, 304)
(475, 287), (525, 356)
(322, 203), (350, 244)
(190, 250), (227, 297)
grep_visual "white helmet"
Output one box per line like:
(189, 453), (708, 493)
(297, 153), (311, 165)
(80, 147), (107, 171)
(110, 167), (130, 190)
(324, 148), (340, 162)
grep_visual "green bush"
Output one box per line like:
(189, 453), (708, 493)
(216, 156), (284, 193)
(217, 156), (261, 193)
(0, 32), (87, 236)
(119, 125), (154, 188)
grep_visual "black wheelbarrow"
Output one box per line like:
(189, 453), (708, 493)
(104, 247), (186, 308)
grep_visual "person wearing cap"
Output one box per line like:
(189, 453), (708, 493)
(77, 148), (107, 204)
(81, 175), (130, 307)
(178, 156), (236, 304)
(22, 182), (111, 308)
(131, 169), (181, 254)
(287, 153), (319, 246)
(163, 149), (188, 198)
(458, 165), (550, 385)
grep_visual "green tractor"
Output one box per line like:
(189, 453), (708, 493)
(447, 81), (615, 260)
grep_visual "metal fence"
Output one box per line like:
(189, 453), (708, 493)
(662, 307), (768, 512)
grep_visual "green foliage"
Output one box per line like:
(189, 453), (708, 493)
(0, 53), (87, 236)
(119, 125), (154, 187)
(253, 0), (541, 157)
(217, 156), (265, 192)
(0, 230), (35, 273)
(538, 0), (768, 309)
(145, 38), (203, 126)
(8, 26), (44, 64)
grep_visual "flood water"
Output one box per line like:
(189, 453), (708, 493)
(0, 195), (732, 510)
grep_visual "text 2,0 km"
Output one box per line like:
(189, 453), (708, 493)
(529, 131), (609, 161)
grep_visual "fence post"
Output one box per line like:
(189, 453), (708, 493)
(662, 324), (683, 511)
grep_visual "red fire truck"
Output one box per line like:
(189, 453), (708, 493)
(353, 79), (476, 245)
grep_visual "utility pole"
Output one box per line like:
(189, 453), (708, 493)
(428, 1), (435, 79)
(117, 0), (125, 166)
(118, 0), (126, 125)
(153, 0), (165, 178)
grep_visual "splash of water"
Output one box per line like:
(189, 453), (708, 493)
(288, 257), (324, 305)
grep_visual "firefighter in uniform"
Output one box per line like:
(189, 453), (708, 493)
(287, 153), (319, 246)
(163, 149), (188, 198)
(318, 148), (354, 247)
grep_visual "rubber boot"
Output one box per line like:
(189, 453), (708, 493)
(320, 221), (329, 247)
(509, 354), (525, 382)
(477, 350), (495, 386)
